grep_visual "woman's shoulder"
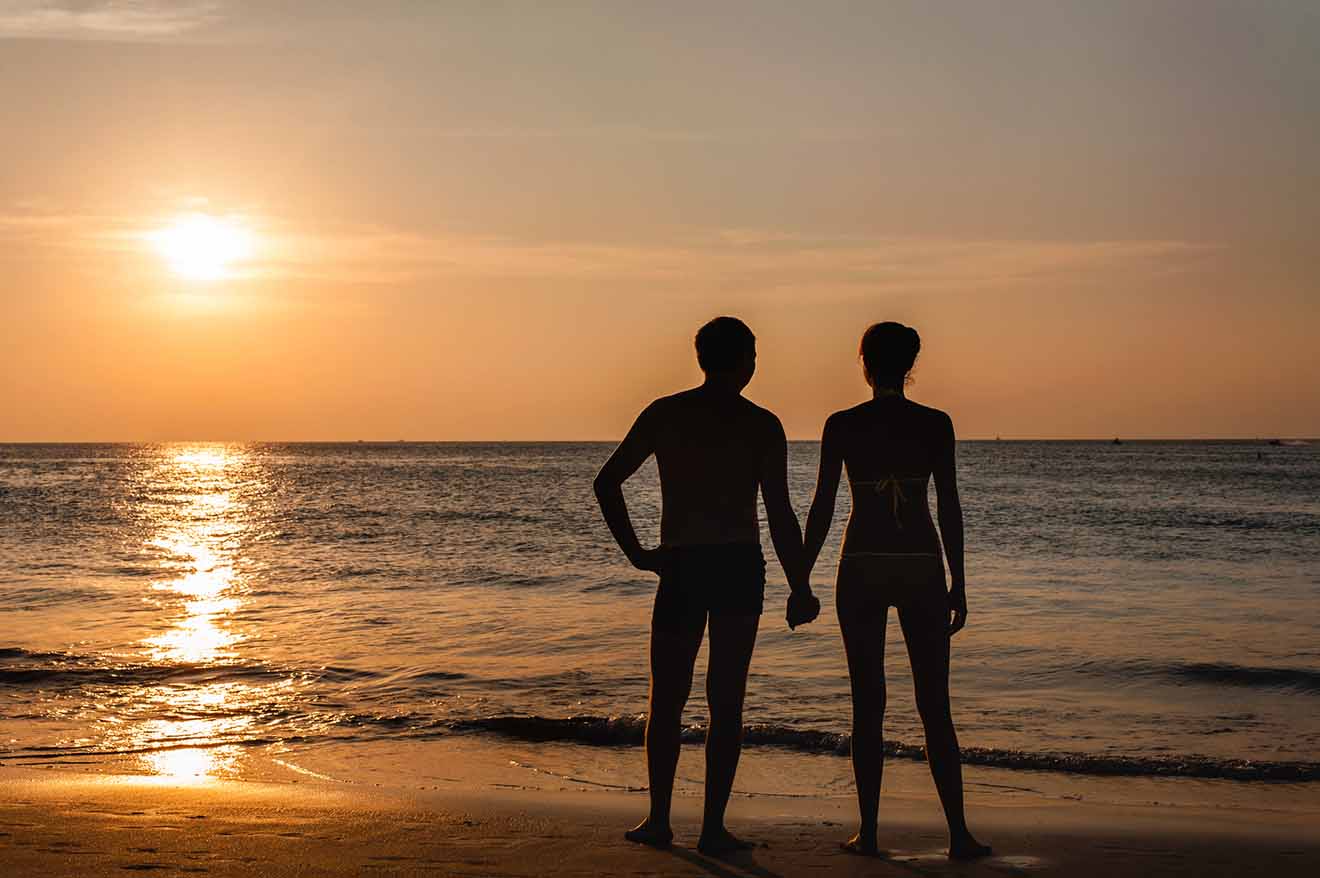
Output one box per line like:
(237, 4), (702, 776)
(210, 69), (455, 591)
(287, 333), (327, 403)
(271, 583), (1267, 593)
(906, 398), (952, 421)
(829, 398), (951, 422)
(823, 403), (870, 433)
(899, 401), (955, 445)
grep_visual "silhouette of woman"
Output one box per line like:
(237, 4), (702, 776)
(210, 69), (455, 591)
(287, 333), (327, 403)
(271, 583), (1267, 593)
(802, 322), (990, 859)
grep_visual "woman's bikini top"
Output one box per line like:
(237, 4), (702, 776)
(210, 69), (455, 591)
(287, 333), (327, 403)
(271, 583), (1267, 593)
(849, 474), (929, 530)
(844, 474), (940, 558)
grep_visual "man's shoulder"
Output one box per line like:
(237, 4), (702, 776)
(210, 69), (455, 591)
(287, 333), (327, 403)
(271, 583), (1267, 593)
(640, 390), (691, 417)
(739, 397), (786, 433)
(647, 390), (784, 436)
(636, 390), (704, 431)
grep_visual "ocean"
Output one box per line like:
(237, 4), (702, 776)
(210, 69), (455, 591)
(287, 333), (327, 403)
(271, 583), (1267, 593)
(2, 441), (1318, 791)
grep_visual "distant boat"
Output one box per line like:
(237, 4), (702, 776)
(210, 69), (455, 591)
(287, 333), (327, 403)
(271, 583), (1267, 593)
(1268, 439), (1283, 446)
(1112, 437), (1122, 445)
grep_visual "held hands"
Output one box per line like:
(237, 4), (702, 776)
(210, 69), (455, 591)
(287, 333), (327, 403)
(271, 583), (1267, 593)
(947, 585), (968, 637)
(786, 589), (821, 630)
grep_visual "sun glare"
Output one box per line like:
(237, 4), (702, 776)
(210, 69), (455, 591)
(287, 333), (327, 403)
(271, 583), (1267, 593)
(148, 213), (255, 281)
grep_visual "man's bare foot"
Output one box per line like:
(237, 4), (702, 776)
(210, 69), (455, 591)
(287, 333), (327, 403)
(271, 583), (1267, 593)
(948, 833), (992, 860)
(696, 827), (755, 856)
(840, 833), (887, 857)
(624, 818), (673, 848)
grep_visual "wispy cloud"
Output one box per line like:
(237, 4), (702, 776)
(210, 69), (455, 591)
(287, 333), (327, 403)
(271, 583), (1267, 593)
(411, 125), (903, 144)
(0, 205), (140, 250)
(1, 204), (1215, 292)
(0, 1), (220, 40)
(251, 225), (1217, 292)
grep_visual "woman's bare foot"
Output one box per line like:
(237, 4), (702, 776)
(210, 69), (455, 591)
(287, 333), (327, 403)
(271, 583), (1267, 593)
(696, 826), (755, 856)
(841, 833), (887, 857)
(624, 818), (673, 848)
(948, 833), (992, 860)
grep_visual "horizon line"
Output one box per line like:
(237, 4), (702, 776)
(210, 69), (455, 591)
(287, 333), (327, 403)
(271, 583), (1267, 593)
(0, 437), (1314, 445)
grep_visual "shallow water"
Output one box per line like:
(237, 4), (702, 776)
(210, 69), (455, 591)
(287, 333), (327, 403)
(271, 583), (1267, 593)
(1, 441), (1318, 786)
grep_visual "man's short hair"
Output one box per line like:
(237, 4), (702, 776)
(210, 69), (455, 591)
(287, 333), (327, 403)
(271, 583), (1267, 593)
(694, 316), (756, 373)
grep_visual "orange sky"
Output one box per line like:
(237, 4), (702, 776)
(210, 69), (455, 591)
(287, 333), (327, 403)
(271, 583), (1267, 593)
(2, 1), (1317, 440)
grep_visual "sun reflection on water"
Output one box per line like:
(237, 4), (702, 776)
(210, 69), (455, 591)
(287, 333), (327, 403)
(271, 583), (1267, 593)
(138, 718), (243, 784)
(130, 444), (257, 782)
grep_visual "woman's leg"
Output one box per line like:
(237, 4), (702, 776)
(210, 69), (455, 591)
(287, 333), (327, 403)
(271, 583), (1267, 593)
(898, 595), (990, 859)
(836, 562), (889, 855)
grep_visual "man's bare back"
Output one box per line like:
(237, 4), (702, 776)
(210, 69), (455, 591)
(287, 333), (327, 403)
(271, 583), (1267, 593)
(648, 387), (778, 547)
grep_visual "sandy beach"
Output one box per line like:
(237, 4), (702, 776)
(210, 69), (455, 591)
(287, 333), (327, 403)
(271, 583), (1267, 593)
(4, 756), (1319, 877)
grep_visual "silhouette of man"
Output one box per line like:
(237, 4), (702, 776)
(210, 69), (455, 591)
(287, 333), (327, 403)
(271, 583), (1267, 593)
(594, 316), (820, 854)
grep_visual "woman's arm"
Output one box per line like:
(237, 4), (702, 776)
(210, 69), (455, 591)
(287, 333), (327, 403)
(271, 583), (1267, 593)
(932, 412), (967, 635)
(802, 413), (844, 578)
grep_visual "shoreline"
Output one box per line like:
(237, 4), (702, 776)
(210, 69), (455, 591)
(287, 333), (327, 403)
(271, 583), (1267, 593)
(5, 743), (1320, 877)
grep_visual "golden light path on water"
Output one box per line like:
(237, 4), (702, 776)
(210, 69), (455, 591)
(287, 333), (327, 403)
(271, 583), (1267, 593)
(132, 445), (259, 783)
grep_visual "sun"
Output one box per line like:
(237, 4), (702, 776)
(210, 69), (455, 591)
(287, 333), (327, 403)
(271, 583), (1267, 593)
(148, 213), (255, 281)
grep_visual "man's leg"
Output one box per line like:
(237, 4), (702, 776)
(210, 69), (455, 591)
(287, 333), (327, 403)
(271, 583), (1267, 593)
(626, 613), (705, 847)
(697, 612), (760, 855)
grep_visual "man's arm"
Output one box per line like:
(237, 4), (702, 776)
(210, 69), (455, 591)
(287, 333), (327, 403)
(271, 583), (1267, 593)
(760, 415), (819, 628)
(932, 412), (967, 635)
(760, 415), (807, 591)
(593, 403), (663, 572)
(802, 413), (843, 577)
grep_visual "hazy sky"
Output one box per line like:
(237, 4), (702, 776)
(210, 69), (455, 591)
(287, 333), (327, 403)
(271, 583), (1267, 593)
(3, 0), (1317, 440)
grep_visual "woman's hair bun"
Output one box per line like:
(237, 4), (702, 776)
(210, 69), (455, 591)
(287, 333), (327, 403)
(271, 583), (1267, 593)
(859, 322), (920, 388)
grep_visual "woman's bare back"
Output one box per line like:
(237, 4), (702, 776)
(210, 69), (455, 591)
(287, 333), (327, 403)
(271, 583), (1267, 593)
(833, 396), (954, 557)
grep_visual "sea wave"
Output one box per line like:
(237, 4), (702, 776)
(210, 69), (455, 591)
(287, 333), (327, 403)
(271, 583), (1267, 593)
(5, 645), (1319, 782)
(450, 715), (1320, 782)
(1081, 659), (1320, 694)
(0, 648), (367, 688)
(1167, 662), (1320, 693)
(3, 697), (1317, 781)
(0, 648), (474, 693)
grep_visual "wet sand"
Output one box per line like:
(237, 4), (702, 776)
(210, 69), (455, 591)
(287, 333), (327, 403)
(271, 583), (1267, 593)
(3, 765), (1318, 877)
